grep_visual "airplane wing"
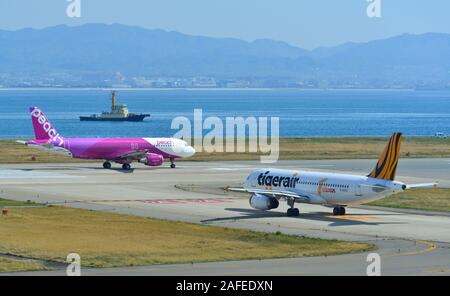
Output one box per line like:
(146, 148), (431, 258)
(406, 182), (438, 189)
(224, 187), (312, 203)
(117, 150), (149, 160)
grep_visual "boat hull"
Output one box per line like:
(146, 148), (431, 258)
(79, 114), (150, 122)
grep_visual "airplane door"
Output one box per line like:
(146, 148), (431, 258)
(355, 184), (363, 196)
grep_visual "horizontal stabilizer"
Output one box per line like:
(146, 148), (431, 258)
(406, 182), (438, 189)
(21, 142), (72, 157)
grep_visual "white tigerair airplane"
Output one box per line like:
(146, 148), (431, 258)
(226, 133), (437, 217)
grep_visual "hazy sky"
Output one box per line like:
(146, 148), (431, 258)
(0, 0), (449, 49)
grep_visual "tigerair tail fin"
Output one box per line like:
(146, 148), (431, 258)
(368, 132), (403, 181)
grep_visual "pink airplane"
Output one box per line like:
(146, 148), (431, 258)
(18, 107), (196, 170)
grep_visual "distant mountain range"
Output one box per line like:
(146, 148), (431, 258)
(0, 23), (449, 88)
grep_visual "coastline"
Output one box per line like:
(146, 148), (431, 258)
(0, 87), (420, 92)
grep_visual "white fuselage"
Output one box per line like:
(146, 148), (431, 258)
(243, 169), (406, 206)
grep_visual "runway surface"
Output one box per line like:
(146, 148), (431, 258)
(1, 158), (449, 275)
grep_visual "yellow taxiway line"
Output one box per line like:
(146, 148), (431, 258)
(390, 240), (437, 257)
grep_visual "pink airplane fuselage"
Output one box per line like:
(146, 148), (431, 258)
(26, 137), (188, 161)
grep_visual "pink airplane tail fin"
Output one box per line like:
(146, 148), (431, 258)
(29, 106), (60, 140)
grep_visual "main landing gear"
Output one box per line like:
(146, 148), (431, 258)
(286, 198), (300, 217)
(170, 159), (176, 169)
(333, 206), (346, 216)
(102, 161), (132, 170)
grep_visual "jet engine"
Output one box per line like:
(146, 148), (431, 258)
(139, 153), (164, 167)
(249, 194), (279, 210)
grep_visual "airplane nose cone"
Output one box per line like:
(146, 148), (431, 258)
(184, 146), (196, 157)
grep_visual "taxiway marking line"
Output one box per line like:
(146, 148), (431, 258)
(389, 240), (437, 257)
